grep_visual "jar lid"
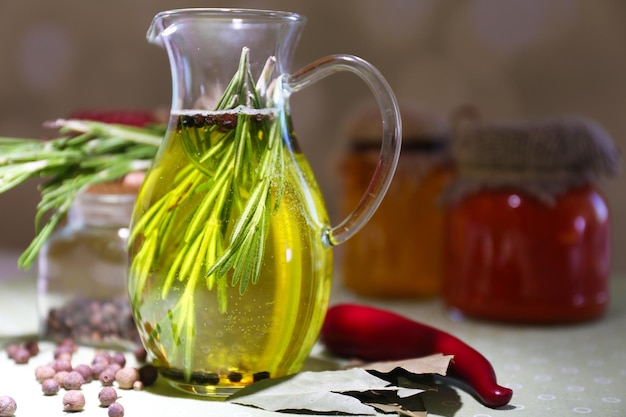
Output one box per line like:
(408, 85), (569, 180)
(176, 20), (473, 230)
(444, 115), (622, 204)
(344, 101), (450, 152)
(454, 116), (620, 175)
(85, 179), (141, 195)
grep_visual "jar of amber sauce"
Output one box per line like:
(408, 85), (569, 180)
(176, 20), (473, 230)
(442, 116), (621, 323)
(339, 103), (454, 298)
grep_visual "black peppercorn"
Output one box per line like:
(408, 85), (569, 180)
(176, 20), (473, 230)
(138, 364), (158, 387)
(253, 371), (270, 382)
(227, 371), (243, 382)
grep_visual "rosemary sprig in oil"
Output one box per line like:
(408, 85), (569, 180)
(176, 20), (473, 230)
(128, 47), (284, 308)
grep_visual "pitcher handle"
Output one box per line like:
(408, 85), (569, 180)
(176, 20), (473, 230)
(284, 54), (402, 246)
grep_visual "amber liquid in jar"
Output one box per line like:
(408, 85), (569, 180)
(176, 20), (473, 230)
(340, 141), (454, 298)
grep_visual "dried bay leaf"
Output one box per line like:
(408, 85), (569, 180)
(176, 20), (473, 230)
(347, 389), (428, 416)
(365, 353), (453, 376)
(228, 367), (422, 415)
(229, 354), (453, 415)
(367, 403), (427, 417)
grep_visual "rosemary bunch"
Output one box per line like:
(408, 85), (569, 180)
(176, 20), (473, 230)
(129, 47), (284, 311)
(0, 121), (163, 268)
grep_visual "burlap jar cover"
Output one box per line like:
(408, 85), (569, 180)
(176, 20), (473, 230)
(442, 116), (621, 205)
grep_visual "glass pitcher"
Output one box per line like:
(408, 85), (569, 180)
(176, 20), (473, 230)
(127, 8), (401, 397)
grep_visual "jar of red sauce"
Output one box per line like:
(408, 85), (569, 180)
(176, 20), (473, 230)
(442, 116), (621, 323)
(339, 102), (454, 298)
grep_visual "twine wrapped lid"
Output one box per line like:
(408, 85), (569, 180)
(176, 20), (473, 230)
(444, 115), (621, 205)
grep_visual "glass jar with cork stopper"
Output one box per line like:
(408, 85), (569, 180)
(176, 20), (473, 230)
(338, 102), (455, 298)
(37, 180), (141, 347)
(442, 115), (621, 323)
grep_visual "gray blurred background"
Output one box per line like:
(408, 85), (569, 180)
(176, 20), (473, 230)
(1, 1), (625, 277)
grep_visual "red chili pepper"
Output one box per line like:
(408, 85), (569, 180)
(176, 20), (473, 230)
(320, 303), (513, 408)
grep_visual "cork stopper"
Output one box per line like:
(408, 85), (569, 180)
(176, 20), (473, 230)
(444, 115), (621, 205)
(344, 101), (450, 151)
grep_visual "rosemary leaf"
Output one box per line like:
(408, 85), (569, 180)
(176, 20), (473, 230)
(0, 120), (163, 269)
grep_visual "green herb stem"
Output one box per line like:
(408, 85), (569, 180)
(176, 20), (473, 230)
(0, 122), (163, 269)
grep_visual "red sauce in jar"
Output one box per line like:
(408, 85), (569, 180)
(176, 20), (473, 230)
(443, 185), (610, 323)
(441, 115), (620, 323)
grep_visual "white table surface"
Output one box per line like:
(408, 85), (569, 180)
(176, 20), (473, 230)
(1, 250), (624, 416)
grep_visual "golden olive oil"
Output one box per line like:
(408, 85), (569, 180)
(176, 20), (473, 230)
(127, 109), (332, 396)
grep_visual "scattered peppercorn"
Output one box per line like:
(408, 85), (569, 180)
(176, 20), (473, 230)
(138, 364), (158, 387)
(73, 364), (93, 383)
(107, 363), (122, 376)
(63, 371), (85, 390)
(5, 344), (19, 360)
(0, 396), (17, 417)
(93, 351), (112, 365)
(115, 367), (139, 390)
(108, 402), (125, 417)
(54, 338), (77, 359)
(42, 378), (60, 396)
(53, 345), (74, 360)
(51, 358), (72, 373)
(98, 387), (119, 407)
(58, 338), (78, 352)
(111, 352), (126, 367)
(23, 340), (39, 356)
(54, 371), (69, 386)
(99, 368), (116, 386)
(6, 340), (41, 365)
(62, 390), (85, 412)
(91, 362), (108, 379)
(12, 346), (31, 364)
(55, 351), (73, 363)
(5, 339), (166, 414)
(35, 364), (57, 383)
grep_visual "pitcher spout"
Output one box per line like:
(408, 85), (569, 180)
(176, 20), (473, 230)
(147, 8), (305, 111)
